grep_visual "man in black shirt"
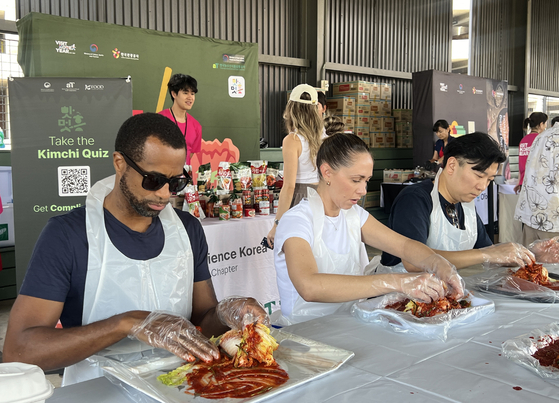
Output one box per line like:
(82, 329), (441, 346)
(381, 132), (533, 271)
(4, 113), (267, 384)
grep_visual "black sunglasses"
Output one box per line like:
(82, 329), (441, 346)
(118, 151), (190, 193)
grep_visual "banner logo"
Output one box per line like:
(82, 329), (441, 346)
(472, 87), (484, 95)
(85, 84), (105, 91)
(457, 83), (465, 95)
(58, 106), (86, 132)
(222, 54), (245, 64)
(44, 82), (51, 88)
(84, 44), (104, 58)
(55, 40), (76, 54)
(228, 76), (245, 98)
(439, 83), (448, 92)
(112, 48), (139, 61)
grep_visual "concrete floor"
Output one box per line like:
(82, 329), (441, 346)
(0, 245), (484, 390)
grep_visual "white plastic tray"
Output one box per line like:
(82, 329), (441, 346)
(102, 329), (354, 403)
(351, 291), (495, 341)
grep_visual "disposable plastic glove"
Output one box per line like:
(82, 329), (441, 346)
(129, 311), (220, 363)
(216, 296), (270, 330)
(480, 242), (535, 267)
(528, 237), (559, 263)
(379, 273), (446, 303)
(417, 254), (465, 300)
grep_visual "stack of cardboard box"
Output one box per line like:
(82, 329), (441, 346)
(393, 109), (413, 148)
(329, 80), (394, 148)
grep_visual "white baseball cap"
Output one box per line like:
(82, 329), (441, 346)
(289, 84), (318, 105)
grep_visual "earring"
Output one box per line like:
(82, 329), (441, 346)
(327, 181), (331, 186)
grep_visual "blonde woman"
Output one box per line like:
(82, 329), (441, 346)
(267, 84), (325, 248)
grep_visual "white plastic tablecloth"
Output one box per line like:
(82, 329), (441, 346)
(48, 293), (559, 402)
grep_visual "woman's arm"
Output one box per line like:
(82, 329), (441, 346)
(267, 134), (301, 247)
(361, 215), (464, 297)
(283, 237), (445, 303)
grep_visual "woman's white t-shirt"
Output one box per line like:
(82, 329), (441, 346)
(274, 198), (369, 317)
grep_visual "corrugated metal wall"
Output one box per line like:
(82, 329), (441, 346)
(324, 0), (452, 109)
(529, 0), (559, 93)
(469, 0), (515, 84)
(326, 0), (452, 72)
(16, 0), (307, 147)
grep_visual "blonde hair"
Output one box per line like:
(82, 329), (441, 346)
(283, 92), (324, 168)
(323, 115), (345, 137)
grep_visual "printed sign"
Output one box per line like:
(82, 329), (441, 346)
(9, 77), (132, 288)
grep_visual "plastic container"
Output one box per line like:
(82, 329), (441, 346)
(0, 166), (13, 203)
(0, 362), (54, 403)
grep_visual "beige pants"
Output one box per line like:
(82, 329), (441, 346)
(522, 225), (559, 247)
(290, 183), (318, 208)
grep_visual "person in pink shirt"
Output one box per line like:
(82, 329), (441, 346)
(159, 74), (202, 165)
(515, 112), (547, 193)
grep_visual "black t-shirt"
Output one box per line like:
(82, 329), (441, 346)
(381, 179), (492, 266)
(19, 206), (210, 328)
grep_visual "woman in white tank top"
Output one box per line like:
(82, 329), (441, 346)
(266, 84), (325, 249)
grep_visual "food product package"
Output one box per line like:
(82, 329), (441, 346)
(351, 291), (494, 342)
(196, 163), (212, 193)
(502, 322), (559, 379)
(216, 162), (232, 195)
(249, 160), (268, 189)
(267, 162), (281, 190)
(464, 267), (558, 303)
(182, 185), (205, 221)
(230, 162), (252, 192)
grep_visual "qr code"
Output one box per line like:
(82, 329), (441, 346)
(58, 166), (91, 197)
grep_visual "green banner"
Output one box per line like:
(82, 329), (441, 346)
(9, 77), (132, 289)
(16, 12), (261, 162)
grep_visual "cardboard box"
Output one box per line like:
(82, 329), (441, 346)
(370, 100), (391, 116)
(359, 191), (381, 208)
(397, 134), (414, 148)
(384, 131), (396, 148)
(355, 126), (370, 139)
(371, 132), (386, 148)
(369, 82), (381, 99)
(327, 96), (355, 115)
(395, 121), (412, 134)
(355, 105), (370, 116)
(357, 116), (370, 126)
(380, 83), (392, 100)
(332, 81), (370, 95)
(393, 109), (413, 121)
(381, 117), (395, 131)
(383, 169), (415, 183)
(369, 116), (382, 131)
(338, 115), (355, 132)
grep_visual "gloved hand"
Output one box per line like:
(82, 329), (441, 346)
(480, 242), (535, 267)
(129, 311), (219, 363)
(417, 254), (464, 300)
(385, 273), (446, 303)
(216, 296), (270, 330)
(528, 237), (559, 263)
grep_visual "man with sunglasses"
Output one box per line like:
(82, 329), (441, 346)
(4, 113), (268, 386)
(379, 132), (534, 273)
